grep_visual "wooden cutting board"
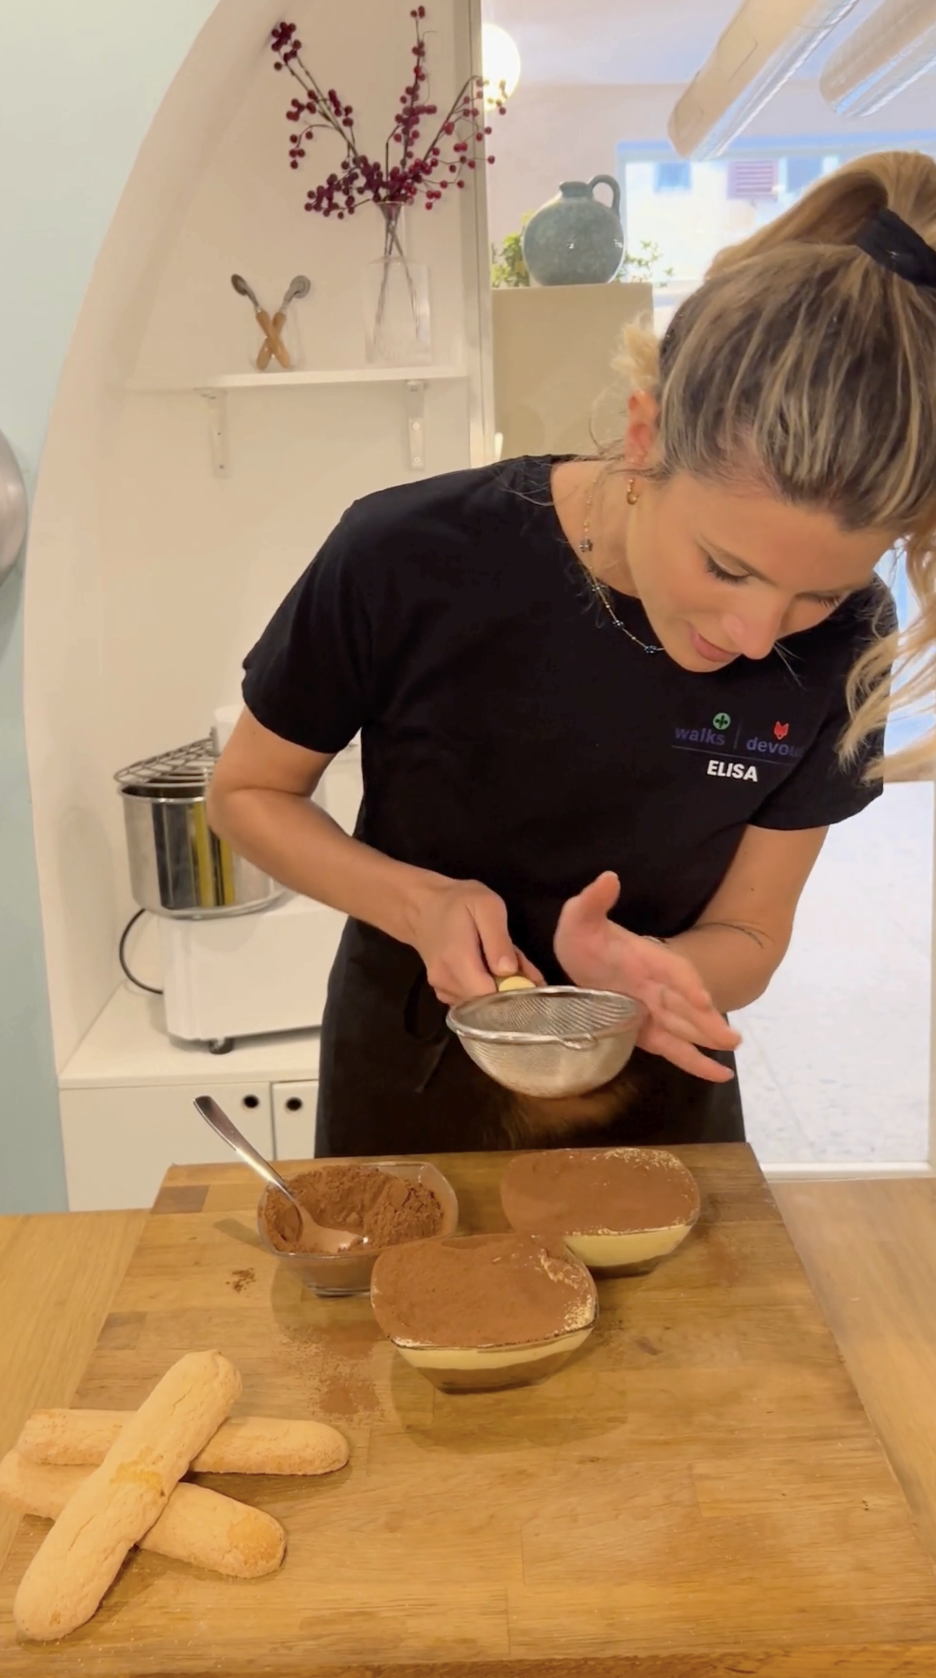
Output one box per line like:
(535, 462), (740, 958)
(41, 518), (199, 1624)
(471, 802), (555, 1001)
(2, 1144), (935, 1676)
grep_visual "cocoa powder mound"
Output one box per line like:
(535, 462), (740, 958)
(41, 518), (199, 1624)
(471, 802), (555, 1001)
(261, 1163), (444, 1254)
(370, 1232), (596, 1349)
(501, 1147), (700, 1237)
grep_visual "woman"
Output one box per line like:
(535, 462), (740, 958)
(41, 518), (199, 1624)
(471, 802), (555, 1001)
(208, 151), (936, 1157)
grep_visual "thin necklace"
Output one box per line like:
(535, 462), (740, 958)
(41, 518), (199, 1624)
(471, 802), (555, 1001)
(577, 473), (662, 656)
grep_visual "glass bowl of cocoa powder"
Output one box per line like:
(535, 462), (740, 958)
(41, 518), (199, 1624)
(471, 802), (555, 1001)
(256, 1160), (458, 1296)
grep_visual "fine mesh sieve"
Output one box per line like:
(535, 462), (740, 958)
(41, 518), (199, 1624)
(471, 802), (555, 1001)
(446, 986), (646, 1099)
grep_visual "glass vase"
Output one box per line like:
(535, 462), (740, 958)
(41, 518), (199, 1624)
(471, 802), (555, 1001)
(363, 204), (431, 368)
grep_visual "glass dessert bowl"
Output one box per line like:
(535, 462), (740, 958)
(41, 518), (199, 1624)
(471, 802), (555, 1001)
(500, 1146), (701, 1277)
(256, 1159), (458, 1297)
(370, 1231), (598, 1392)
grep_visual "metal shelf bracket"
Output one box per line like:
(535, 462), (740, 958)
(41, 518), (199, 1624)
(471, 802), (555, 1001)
(198, 390), (228, 479)
(406, 380), (426, 472)
(193, 380), (433, 477)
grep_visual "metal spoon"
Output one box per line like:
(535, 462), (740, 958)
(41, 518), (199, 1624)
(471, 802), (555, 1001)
(230, 273), (262, 310)
(231, 274), (290, 368)
(279, 274), (311, 309)
(193, 1095), (361, 1255)
(256, 276), (312, 371)
(230, 271), (278, 344)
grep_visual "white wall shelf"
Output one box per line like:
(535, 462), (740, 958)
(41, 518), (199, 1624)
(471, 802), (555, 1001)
(126, 365), (466, 393)
(127, 366), (466, 476)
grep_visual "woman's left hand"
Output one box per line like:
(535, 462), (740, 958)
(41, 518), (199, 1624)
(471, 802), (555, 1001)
(554, 872), (740, 1083)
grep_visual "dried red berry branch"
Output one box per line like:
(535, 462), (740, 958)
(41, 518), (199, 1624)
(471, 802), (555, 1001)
(270, 9), (504, 224)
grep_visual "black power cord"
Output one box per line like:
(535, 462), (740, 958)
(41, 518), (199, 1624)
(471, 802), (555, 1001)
(118, 908), (164, 997)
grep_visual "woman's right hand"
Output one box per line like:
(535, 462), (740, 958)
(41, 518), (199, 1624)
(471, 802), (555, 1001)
(406, 878), (544, 1007)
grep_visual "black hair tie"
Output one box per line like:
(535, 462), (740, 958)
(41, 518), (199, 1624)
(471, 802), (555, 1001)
(853, 206), (936, 290)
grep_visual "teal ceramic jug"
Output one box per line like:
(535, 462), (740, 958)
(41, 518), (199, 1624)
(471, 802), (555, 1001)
(521, 175), (625, 287)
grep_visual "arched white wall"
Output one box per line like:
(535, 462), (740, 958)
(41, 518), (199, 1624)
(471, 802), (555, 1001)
(23, 0), (485, 1071)
(0, 0), (220, 1209)
(23, 0), (283, 1071)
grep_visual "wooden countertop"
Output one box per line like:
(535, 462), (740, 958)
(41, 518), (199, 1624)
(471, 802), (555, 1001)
(2, 1151), (936, 1675)
(0, 1209), (146, 1572)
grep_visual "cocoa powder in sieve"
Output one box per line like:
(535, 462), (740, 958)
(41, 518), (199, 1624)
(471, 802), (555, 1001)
(370, 1232), (596, 1349)
(501, 1147), (700, 1237)
(261, 1163), (444, 1254)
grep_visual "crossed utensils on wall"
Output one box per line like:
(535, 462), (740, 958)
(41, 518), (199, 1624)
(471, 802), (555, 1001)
(231, 274), (311, 371)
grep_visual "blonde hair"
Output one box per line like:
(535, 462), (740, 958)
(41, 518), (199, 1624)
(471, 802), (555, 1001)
(617, 151), (936, 778)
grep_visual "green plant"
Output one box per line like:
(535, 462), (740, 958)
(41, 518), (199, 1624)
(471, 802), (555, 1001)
(491, 217), (532, 287)
(618, 239), (674, 287)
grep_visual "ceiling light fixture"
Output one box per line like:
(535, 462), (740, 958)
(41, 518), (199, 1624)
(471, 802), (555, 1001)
(820, 0), (936, 116)
(668, 0), (860, 160)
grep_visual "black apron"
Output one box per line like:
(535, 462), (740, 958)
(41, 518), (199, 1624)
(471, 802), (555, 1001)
(316, 920), (745, 1158)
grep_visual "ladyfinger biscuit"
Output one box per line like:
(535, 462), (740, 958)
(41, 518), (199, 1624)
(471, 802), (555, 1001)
(0, 1451), (285, 1579)
(14, 1349), (241, 1640)
(19, 1409), (349, 1476)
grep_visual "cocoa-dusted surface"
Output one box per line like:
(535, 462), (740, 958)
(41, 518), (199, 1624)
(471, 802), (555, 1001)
(501, 1147), (700, 1236)
(262, 1164), (443, 1254)
(370, 1232), (596, 1348)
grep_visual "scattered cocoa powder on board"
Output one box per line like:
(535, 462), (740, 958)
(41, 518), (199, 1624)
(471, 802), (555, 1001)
(371, 1232), (596, 1349)
(228, 1267), (255, 1294)
(277, 1328), (383, 1426)
(262, 1163), (444, 1254)
(319, 1365), (380, 1420)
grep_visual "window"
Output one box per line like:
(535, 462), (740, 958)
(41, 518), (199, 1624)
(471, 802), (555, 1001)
(616, 152), (838, 324)
(786, 156), (822, 193)
(617, 140), (936, 300)
(655, 161), (691, 193)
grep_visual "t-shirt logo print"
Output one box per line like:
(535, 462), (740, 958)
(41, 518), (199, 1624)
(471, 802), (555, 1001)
(773, 721), (789, 740)
(713, 712), (731, 731)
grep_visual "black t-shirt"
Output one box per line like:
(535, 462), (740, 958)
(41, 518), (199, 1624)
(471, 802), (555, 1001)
(243, 455), (889, 983)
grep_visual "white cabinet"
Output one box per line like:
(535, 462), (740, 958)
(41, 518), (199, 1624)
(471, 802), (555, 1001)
(61, 1080), (273, 1212)
(62, 1075), (320, 1210)
(272, 1080), (319, 1161)
(59, 988), (324, 1210)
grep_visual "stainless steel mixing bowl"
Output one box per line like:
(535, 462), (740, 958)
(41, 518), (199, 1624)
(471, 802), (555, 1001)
(116, 738), (283, 918)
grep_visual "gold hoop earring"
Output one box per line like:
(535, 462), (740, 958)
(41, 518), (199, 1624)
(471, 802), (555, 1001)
(626, 477), (639, 506)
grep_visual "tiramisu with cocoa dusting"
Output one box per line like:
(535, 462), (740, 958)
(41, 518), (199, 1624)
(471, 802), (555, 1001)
(500, 1147), (700, 1275)
(370, 1231), (597, 1392)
